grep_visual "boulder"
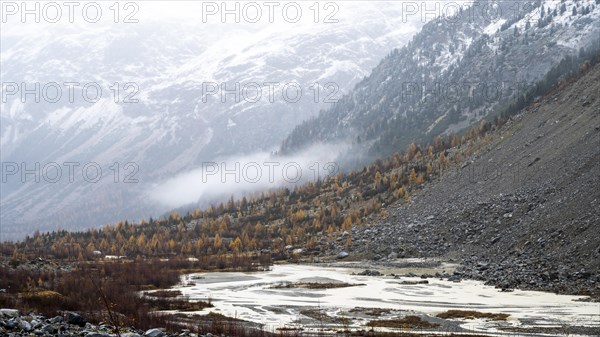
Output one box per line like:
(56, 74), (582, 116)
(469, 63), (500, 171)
(358, 269), (381, 276)
(337, 251), (349, 259)
(144, 328), (165, 337)
(122, 333), (142, 337)
(18, 319), (32, 332)
(67, 312), (86, 327)
(43, 324), (57, 334)
(0, 309), (19, 318)
(4, 318), (17, 329)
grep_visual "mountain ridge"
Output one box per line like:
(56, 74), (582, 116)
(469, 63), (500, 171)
(280, 0), (600, 167)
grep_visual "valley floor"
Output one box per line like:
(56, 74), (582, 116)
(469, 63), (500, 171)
(163, 263), (600, 336)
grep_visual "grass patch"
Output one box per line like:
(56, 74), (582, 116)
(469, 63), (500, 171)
(276, 327), (304, 331)
(21, 290), (65, 299)
(367, 315), (439, 329)
(172, 312), (260, 336)
(147, 290), (183, 298)
(397, 280), (429, 285)
(349, 307), (392, 317)
(436, 310), (509, 321)
(146, 297), (213, 311)
(139, 284), (158, 291)
(300, 309), (351, 324)
(271, 282), (364, 289)
(20, 290), (71, 309)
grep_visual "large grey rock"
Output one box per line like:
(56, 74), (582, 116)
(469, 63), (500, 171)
(18, 319), (32, 332)
(0, 309), (19, 318)
(4, 317), (17, 329)
(86, 333), (111, 337)
(358, 269), (381, 276)
(144, 328), (165, 337)
(43, 324), (57, 334)
(337, 251), (349, 259)
(67, 312), (86, 327)
(122, 333), (142, 337)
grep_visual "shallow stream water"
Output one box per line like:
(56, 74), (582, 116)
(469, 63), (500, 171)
(170, 264), (600, 335)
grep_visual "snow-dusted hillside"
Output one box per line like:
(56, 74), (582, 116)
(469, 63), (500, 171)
(281, 0), (600, 162)
(0, 2), (424, 240)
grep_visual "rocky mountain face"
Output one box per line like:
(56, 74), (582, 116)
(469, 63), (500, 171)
(281, 0), (600, 166)
(336, 62), (600, 295)
(0, 3), (422, 240)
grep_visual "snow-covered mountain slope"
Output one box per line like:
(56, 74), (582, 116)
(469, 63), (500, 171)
(281, 0), (600, 164)
(0, 2), (424, 240)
